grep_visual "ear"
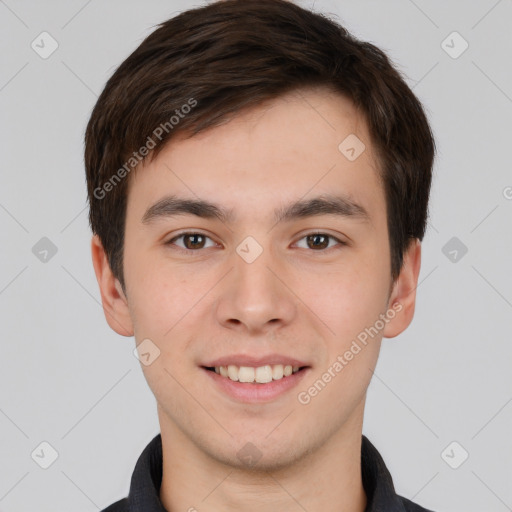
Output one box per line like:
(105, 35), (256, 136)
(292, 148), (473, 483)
(90, 234), (134, 337)
(382, 238), (422, 339)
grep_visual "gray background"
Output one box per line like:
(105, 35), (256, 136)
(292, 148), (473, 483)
(1, 0), (511, 511)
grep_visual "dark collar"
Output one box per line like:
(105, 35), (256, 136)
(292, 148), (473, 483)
(106, 433), (432, 512)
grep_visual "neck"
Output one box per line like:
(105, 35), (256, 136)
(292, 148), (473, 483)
(159, 404), (367, 512)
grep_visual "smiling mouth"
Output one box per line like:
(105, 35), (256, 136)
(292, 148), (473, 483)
(203, 364), (309, 384)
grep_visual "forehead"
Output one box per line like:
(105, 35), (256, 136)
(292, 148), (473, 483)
(126, 87), (385, 227)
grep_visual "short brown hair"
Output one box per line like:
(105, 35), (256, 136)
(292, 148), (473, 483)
(85, 0), (436, 293)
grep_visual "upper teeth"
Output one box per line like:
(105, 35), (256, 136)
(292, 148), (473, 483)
(214, 364), (300, 383)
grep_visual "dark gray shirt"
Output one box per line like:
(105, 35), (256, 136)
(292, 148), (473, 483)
(101, 434), (435, 511)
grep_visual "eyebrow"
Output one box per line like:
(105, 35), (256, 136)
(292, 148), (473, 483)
(141, 193), (371, 226)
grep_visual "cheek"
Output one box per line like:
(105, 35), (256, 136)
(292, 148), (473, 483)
(297, 265), (386, 414)
(126, 250), (214, 342)
(294, 258), (389, 344)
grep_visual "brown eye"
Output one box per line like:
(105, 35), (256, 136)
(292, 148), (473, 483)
(295, 233), (346, 252)
(306, 234), (329, 250)
(166, 232), (216, 251)
(182, 233), (206, 249)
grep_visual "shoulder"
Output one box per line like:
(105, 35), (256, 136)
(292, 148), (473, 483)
(399, 495), (437, 512)
(99, 498), (128, 512)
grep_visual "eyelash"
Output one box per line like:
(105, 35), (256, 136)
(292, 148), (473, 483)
(165, 231), (347, 254)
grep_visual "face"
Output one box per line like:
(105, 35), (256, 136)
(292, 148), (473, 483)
(92, 87), (421, 471)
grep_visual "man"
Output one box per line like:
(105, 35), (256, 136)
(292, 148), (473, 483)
(85, 0), (437, 510)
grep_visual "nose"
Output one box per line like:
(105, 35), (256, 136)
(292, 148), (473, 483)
(214, 243), (297, 336)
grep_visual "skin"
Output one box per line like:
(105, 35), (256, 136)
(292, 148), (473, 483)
(92, 86), (421, 512)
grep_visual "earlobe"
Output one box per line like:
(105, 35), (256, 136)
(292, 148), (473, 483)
(382, 239), (422, 339)
(90, 234), (134, 337)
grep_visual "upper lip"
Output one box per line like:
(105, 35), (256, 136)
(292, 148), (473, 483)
(203, 354), (309, 368)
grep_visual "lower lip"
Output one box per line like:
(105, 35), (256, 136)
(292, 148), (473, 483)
(202, 367), (310, 403)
